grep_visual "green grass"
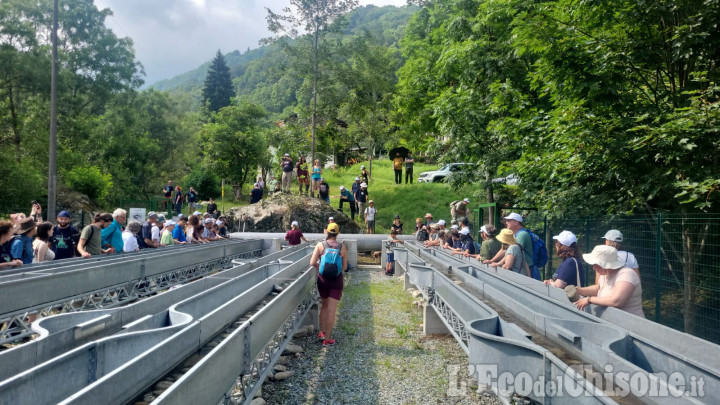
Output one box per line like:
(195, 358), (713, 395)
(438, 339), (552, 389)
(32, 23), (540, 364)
(323, 160), (477, 233)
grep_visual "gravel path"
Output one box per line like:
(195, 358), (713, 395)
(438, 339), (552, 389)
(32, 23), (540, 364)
(261, 268), (501, 404)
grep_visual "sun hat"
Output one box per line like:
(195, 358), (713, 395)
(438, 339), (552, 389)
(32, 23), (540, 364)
(602, 230), (623, 243)
(459, 227), (470, 236)
(582, 245), (625, 269)
(156, 214), (166, 223)
(553, 230), (578, 247)
(326, 223), (340, 234)
(503, 212), (523, 223)
(437, 219), (446, 226)
(57, 211), (71, 218)
(291, 220), (299, 227)
(14, 218), (36, 235)
(496, 228), (517, 245)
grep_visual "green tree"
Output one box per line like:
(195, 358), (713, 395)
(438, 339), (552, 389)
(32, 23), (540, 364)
(265, 0), (360, 162)
(202, 50), (234, 113)
(201, 103), (268, 199)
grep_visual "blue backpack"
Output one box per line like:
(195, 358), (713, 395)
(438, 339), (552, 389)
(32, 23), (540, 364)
(518, 228), (548, 269)
(319, 241), (343, 280)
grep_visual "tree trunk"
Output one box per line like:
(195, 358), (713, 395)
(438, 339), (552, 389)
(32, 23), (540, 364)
(680, 212), (706, 335)
(233, 184), (242, 201)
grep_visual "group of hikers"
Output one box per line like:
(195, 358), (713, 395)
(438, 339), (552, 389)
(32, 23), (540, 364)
(0, 201), (229, 268)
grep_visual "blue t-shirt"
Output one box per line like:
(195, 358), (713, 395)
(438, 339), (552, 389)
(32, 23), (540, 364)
(11, 234), (34, 264)
(52, 225), (79, 260)
(462, 237), (477, 254)
(186, 190), (197, 202)
(101, 219), (124, 253)
(553, 257), (585, 287)
(172, 226), (187, 243)
(250, 187), (263, 204)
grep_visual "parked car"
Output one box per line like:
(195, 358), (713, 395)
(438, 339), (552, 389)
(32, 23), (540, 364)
(417, 163), (468, 183)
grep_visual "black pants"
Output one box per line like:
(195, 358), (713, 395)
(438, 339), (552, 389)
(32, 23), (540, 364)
(394, 169), (402, 184)
(405, 169), (413, 184)
(339, 199), (357, 220)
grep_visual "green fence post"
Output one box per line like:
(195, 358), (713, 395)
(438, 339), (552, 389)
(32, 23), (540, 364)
(655, 213), (662, 323)
(585, 217), (591, 285)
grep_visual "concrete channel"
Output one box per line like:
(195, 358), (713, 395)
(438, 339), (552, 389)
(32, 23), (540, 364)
(393, 242), (718, 405)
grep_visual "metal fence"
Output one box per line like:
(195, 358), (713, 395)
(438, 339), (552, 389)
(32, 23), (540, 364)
(471, 208), (720, 345)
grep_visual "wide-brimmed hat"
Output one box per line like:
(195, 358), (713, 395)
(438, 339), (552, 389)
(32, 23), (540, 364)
(326, 223), (339, 234)
(583, 245), (625, 269)
(14, 218), (36, 235)
(496, 228), (516, 245)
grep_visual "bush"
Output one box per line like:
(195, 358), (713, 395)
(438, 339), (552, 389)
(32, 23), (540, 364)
(64, 166), (113, 202)
(182, 166), (221, 200)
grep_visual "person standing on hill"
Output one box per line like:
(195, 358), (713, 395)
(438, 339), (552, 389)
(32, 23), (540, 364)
(250, 182), (263, 204)
(338, 186), (356, 220)
(163, 180), (173, 210)
(186, 187), (198, 212)
(173, 186), (184, 215)
(360, 165), (370, 185)
(318, 177), (330, 203)
(311, 159), (322, 198)
(281, 153), (294, 193)
(355, 182), (369, 220)
(393, 152), (403, 184)
(296, 156), (310, 196)
(404, 151), (415, 184)
(364, 200), (377, 234)
(206, 198), (218, 218)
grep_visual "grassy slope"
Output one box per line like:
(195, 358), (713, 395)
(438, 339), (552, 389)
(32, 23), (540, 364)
(322, 160), (476, 234)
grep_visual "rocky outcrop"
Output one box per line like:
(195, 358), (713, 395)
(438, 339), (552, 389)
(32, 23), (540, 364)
(224, 193), (363, 234)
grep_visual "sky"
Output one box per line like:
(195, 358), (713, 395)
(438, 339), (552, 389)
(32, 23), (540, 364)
(94, 0), (408, 86)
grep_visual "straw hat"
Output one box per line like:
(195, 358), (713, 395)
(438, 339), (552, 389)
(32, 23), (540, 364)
(496, 228), (516, 245)
(582, 245), (625, 269)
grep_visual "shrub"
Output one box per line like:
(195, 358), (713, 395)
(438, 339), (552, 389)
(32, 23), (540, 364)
(182, 166), (221, 200)
(64, 166), (113, 202)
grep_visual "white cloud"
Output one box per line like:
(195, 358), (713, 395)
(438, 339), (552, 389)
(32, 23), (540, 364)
(94, 0), (408, 85)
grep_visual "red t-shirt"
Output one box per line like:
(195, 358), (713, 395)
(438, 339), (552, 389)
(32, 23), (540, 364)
(285, 229), (304, 245)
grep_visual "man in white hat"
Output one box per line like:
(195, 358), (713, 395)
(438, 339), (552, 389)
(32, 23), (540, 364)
(355, 182), (369, 220)
(504, 212), (537, 278)
(404, 151), (415, 184)
(450, 197), (470, 222)
(364, 200), (377, 234)
(280, 153), (293, 193)
(338, 186), (356, 220)
(602, 230), (640, 278)
(160, 220), (176, 246)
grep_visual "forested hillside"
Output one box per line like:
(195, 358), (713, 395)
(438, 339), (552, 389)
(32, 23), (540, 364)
(1, 0), (718, 218)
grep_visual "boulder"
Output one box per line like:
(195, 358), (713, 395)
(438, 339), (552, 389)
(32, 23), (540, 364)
(224, 194), (363, 234)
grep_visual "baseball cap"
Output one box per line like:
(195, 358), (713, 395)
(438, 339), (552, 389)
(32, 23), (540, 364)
(602, 230), (623, 242)
(355, 177), (360, 181)
(361, 165), (365, 169)
(204, 218), (215, 224)
(463, 198), (470, 202)
(394, 215), (400, 219)
(216, 220), (224, 226)
(328, 216), (334, 221)
(451, 225), (459, 230)
(369, 200), (374, 203)
(326, 223), (339, 234)
(193, 211), (201, 216)
(165, 220), (176, 226)
(503, 212), (523, 223)
(437, 219), (446, 226)
(284, 153), (289, 156)
(553, 230), (578, 246)
(57, 210), (71, 218)
(339, 186), (345, 190)
(459, 227), (470, 235)
(291, 220), (299, 227)
(148, 211), (158, 219)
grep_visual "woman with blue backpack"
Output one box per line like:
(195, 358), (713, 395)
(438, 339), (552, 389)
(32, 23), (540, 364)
(309, 222), (347, 347)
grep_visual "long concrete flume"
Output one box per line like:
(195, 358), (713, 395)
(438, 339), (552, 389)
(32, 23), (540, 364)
(230, 232), (416, 251)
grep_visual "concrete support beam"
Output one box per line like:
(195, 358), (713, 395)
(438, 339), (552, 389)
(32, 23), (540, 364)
(423, 303), (450, 336)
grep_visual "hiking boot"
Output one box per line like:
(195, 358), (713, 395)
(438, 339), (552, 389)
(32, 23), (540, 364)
(322, 338), (336, 347)
(317, 331), (325, 340)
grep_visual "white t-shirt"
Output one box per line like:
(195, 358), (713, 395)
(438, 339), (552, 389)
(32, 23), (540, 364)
(365, 207), (376, 221)
(598, 267), (644, 318)
(618, 250), (639, 269)
(122, 230), (138, 252)
(151, 225), (160, 242)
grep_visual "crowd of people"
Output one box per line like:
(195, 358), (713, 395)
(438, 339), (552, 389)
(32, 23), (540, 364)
(0, 202), (231, 267)
(399, 208), (644, 318)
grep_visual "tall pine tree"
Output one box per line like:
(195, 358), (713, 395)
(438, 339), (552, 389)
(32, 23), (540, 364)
(202, 50), (234, 113)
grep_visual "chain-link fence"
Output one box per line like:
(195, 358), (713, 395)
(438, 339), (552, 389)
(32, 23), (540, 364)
(472, 208), (720, 345)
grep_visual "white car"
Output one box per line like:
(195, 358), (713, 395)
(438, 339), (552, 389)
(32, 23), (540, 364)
(417, 163), (467, 183)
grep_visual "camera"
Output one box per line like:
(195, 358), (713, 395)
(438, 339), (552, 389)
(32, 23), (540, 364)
(31, 200), (38, 206)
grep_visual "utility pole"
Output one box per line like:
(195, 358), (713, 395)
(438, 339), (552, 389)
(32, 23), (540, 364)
(48, 0), (59, 220)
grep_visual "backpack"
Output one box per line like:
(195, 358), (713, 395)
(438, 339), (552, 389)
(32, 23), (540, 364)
(319, 241), (343, 280)
(517, 228), (548, 268)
